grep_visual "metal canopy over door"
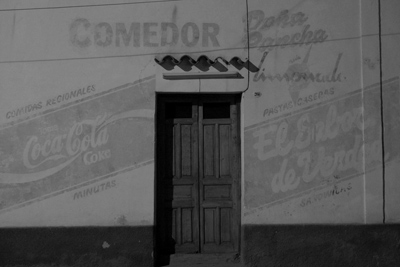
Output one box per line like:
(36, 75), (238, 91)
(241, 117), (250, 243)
(156, 94), (241, 255)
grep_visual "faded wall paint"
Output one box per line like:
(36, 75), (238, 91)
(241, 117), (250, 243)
(0, 0), (245, 63)
(0, 0), (247, 229)
(244, 78), (399, 223)
(381, 0), (400, 223)
(0, 0), (399, 265)
(360, 0), (383, 223)
(0, 74), (155, 226)
(240, 0), (400, 265)
(242, 0), (400, 225)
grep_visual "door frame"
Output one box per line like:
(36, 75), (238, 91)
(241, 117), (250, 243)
(154, 93), (242, 261)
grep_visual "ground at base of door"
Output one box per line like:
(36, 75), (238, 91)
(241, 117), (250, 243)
(165, 253), (242, 267)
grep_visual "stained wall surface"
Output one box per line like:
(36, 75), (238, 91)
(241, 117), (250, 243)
(0, 0), (399, 266)
(0, 0), (247, 265)
(382, 0), (400, 223)
(241, 0), (400, 265)
(0, 0), (247, 227)
(242, 0), (399, 225)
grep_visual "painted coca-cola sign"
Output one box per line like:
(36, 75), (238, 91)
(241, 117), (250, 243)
(244, 78), (400, 210)
(0, 76), (155, 212)
(21, 114), (110, 176)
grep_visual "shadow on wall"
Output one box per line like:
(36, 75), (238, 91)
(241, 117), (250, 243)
(243, 224), (400, 267)
(0, 226), (153, 267)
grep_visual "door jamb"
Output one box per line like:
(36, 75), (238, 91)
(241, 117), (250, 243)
(154, 93), (242, 261)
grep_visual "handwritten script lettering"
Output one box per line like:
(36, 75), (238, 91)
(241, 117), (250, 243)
(23, 114), (109, 169)
(254, 51), (343, 84)
(253, 104), (378, 193)
(246, 10), (328, 51)
(0, 77), (156, 213)
(244, 78), (399, 209)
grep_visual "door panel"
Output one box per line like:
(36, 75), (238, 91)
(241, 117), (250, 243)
(157, 94), (240, 255)
(170, 116), (199, 253)
(199, 96), (239, 253)
(158, 99), (199, 254)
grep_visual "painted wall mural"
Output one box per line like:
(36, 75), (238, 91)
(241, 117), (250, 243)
(253, 46), (342, 118)
(0, 76), (155, 213)
(0, 0), (247, 63)
(247, 9), (328, 51)
(243, 6), (352, 130)
(69, 18), (221, 49)
(244, 77), (400, 213)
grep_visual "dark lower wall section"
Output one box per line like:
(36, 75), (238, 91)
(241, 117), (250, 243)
(0, 226), (153, 267)
(243, 224), (400, 267)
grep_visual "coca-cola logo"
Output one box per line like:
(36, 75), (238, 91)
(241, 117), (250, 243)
(23, 114), (109, 169)
(0, 108), (153, 185)
(0, 76), (156, 214)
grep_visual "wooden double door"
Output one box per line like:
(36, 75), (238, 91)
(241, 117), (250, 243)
(156, 94), (241, 254)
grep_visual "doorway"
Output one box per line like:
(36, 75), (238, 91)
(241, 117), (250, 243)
(156, 94), (241, 258)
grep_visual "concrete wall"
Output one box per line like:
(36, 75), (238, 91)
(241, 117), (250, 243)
(0, 0), (246, 265)
(382, 0), (400, 223)
(0, 0), (246, 227)
(244, 0), (372, 224)
(0, 0), (399, 266)
(241, 0), (400, 266)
